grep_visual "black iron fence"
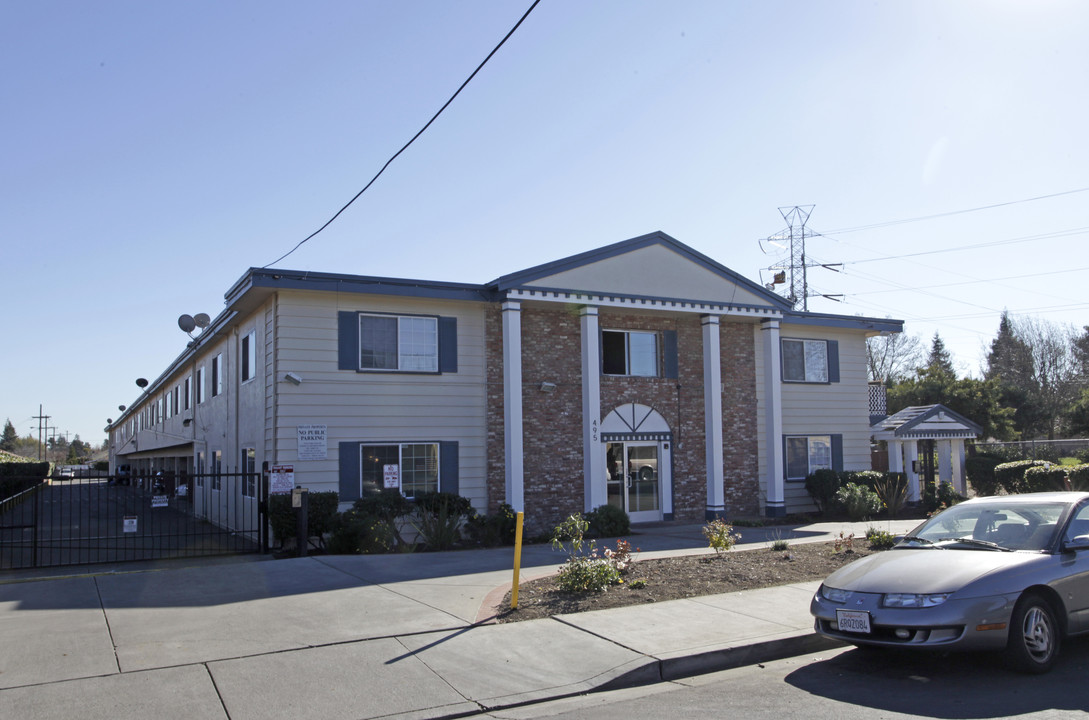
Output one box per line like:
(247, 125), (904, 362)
(0, 470), (267, 570)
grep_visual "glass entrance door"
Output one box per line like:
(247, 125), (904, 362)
(605, 441), (660, 522)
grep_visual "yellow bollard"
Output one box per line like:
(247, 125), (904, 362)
(511, 511), (524, 610)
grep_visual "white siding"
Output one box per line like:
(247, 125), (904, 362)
(754, 323), (874, 513)
(272, 291), (489, 511)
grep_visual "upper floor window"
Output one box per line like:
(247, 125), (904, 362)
(242, 330), (256, 382)
(602, 330), (657, 377)
(782, 338), (829, 383)
(184, 377), (191, 410)
(196, 366), (206, 404)
(212, 353), (223, 397)
(359, 314), (438, 372)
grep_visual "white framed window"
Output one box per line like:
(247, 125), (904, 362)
(212, 353), (223, 397)
(785, 435), (833, 480)
(242, 447), (256, 497)
(360, 442), (439, 498)
(781, 339), (829, 383)
(165, 393), (172, 419)
(602, 330), (658, 377)
(196, 366), (206, 404)
(184, 377), (191, 410)
(241, 330), (256, 383)
(358, 314), (438, 372)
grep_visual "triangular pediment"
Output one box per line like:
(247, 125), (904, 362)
(493, 232), (790, 310)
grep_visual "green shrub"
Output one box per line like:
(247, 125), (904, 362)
(995, 460), (1049, 494)
(550, 514), (628, 593)
(805, 468), (842, 515)
(865, 527), (897, 550)
(1068, 464), (1089, 491)
(835, 483), (882, 521)
(1075, 448), (1089, 464)
(1023, 464), (1069, 493)
(327, 509), (402, 554)
(702, 518), (741, 554)
(466, 503), (517, 546)
(585, 503), (630, 538)
(267, 491), (340, 549)
(966, 454), (1004, 496)
(873, 473), (907, 518)
(923, 481), (965, 513)
(846, 470), (884, 491)
(411, 491), (473, 551)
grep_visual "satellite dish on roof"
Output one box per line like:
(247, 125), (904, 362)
(136, 378), (148, 389)
(194, 313), (211, 329)
(178, 314), (196, 333)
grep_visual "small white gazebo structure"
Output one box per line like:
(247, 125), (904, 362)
(870, 404), (982, 501)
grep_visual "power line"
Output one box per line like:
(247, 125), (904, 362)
(263, 0), (542, 268)
(829, 226), (1089, 266)
(820, 186), (1089, 235)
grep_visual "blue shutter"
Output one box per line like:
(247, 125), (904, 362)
(439, 441), (459, 495)
(827, 340), (840, 383)
(338, 312), (358, 371)
(438, 317), (458, 373)
(663, 330), (678, 379)
(782, 435), (788, 480)
(831, 434), (843, 472)
(339, 441), (361, 502)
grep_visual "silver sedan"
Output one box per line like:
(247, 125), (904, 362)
(811, 492), (1089, 673)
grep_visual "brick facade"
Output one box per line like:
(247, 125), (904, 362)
(487, 303), (762, 531)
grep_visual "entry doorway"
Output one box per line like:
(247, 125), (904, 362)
(606, 441), (662, 523)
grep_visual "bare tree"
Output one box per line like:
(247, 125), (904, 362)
(867, 332), (924, 383)
(1012, 316), (1081, 439)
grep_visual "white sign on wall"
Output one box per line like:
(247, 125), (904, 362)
(270, 464), (295, 495)
(383, 464), (400, 489)
(123, 516), (138, 533)
(297, 424), (328, 461)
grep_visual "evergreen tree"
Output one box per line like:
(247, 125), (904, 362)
(985, 311), (1043, 439)
(0, 419), (17, 452)
(926, 332), (955, 375)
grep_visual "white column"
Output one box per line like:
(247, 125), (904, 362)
(581, 307), (606, 511)
(761, 320), (785, 517)
(938, 439), (954, 490)
(888, 440), (904, 474)
(703, 315), (725, 519)
(502, 301), (524, 512)
(954, 440), (968, 496)
(905, 441), (920, 502)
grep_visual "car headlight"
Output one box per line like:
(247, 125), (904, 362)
(820, 585), (850, 603)
(882, 593), (951, 608)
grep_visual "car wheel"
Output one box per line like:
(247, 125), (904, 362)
(1005, 592), (1060, 674)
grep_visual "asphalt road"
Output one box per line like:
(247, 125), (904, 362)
(479, 640), (1089, 719)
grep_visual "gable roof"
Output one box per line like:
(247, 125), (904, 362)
(489, 231), (794, 312)
(871, 404), (982, 440)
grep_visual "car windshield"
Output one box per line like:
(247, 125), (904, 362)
(906, 500), (1068, 551)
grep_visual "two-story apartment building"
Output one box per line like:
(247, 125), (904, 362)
(109, 232), (902, 531)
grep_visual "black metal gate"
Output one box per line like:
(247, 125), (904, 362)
(0, 470), (268, 570)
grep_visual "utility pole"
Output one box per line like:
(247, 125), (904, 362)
(33, 405), (50, 461)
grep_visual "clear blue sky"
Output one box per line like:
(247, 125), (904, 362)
(3, 1), (1087, 445)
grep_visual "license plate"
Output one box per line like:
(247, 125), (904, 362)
(836, 609), (871, 634)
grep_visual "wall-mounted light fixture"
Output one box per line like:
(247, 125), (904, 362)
(285, 372), (303, 386)
(182, 418), (192, 427)
(539, 381), (557, 393)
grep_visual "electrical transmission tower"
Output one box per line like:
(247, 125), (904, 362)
(759, 205), (841, 311)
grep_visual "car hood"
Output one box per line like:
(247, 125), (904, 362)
(822, 548), (1046, 595)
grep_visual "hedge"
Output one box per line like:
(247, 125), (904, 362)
(1068, 464), (1089, 491)
(268, 491), (340, 549)
(965, 454), (1003, 497)
(1022, 464), (1069, 493)
(0, 461), (49, 502)
(994, 460), (1049, 494)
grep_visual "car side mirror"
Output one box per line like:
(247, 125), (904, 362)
(1062, 535), (1089, 552)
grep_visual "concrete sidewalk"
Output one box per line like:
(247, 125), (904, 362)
(0, 518), (919, 720)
